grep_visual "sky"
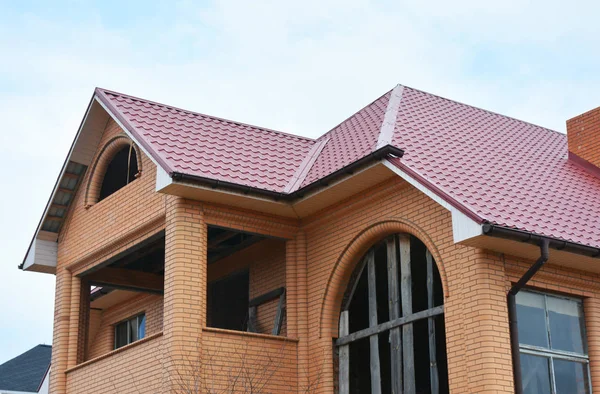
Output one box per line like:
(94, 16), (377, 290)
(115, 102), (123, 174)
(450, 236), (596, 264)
(1, 0), (600, 364)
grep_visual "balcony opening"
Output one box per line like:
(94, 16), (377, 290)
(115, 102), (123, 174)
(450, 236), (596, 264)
(206, 226), (286, 336)
(207, 270), (249, 331)
(79, 232), (165, 362)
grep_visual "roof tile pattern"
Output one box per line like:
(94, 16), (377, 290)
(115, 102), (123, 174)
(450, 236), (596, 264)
(101, 90), (315, 192)
(0, 344), (51, 392)
(391, 87), (600, 247)
(300, 91), (391, 187)
(97, 86), (600, 248)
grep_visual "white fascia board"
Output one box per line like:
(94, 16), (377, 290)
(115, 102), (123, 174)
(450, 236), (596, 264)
(383, 161), (481, 243)
(155, 165), (173, 192)
(22, 239), (58, 271)
(93, 97), (161, 169)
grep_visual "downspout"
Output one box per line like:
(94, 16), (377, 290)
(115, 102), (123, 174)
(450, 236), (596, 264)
(508, 238), (550, 394)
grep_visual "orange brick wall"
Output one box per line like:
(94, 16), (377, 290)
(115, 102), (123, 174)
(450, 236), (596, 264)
(49, 114), (600, 393)
(66, 334), (164, 393)
(53, 118), (167, 393)
(87, 293), (163, 360)
(567, 105), (600, 168)
(57, 118), (167, 273)
(201, 328), (298, 393)
(300, 178), (511, 393)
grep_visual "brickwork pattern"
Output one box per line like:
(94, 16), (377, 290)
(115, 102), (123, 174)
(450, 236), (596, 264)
(57, 118), (166, 270)
(66, 334), (164, 393)
(87, 293), (163, 360)
(163, 196), (207, 390)
(302, 178), (513, 393)
(49, 114), (600, 393)
(201, 328), (298, 393)
(568, 105), (600, 168)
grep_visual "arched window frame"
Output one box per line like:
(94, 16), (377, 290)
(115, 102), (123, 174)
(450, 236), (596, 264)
(336, 233), (445, 394)
(85, 134), (143, 207)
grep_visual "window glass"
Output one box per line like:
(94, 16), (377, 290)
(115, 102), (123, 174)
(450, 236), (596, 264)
(547, 297), (586, 354)
(520, 353), (551, 394)
(115, 314), (145, 349)
(115, 321), (128, 349)
(138, 315), (146, 339)
(554, 359), (590, 394)
(517, 291), (591, 394)
(129, 317), (139, 342)
(516, 291), (549, 348)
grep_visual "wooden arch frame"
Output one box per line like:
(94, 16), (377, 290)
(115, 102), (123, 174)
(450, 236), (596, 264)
(319, 219), (449, 339)
(84, 134), (143, 207)
(336, 233), (445, 394)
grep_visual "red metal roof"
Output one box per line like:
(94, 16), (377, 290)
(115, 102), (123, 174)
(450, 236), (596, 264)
(96, 86), (600, 248)
(97, 89), (314, 193)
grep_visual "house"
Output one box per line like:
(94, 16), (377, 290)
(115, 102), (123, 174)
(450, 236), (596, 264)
(20, 84), (600, 393)
(0, 345), (51, 394)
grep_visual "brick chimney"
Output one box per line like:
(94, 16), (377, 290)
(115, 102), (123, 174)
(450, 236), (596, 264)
(567, 106), (600, 169)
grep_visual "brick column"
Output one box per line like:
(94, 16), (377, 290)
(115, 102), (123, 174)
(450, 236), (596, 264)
(459, 250), (514, 393)
(584, 297), (600, 387)
(296, 231), (310, 391)
(163, 196), (207, 391)
(67, 275), (81, 369)
(285, 237), (298, 338)
(49, 268), (72, 394)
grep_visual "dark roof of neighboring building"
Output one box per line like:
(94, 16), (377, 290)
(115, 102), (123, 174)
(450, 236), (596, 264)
(94, 85), (600, 248)
(0, 345), (51, 392)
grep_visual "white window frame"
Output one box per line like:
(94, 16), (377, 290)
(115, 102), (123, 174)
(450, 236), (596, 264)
(518, 290), (591, 394)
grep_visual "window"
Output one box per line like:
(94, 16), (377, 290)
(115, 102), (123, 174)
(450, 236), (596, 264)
(516, 291), (591, 394)
(99, 145), (138, 201)
(337, 234), (448, 394)
(114, 314), (146, 349)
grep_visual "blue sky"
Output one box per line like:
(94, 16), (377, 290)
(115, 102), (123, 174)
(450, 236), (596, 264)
(1, 0), (599, 364)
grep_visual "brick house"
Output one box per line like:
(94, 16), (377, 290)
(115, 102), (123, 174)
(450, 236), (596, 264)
(20, 84), (600, 393)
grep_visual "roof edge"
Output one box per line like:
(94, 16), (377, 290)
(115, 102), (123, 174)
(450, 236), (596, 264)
(19, 91), (100, 270)
(483, 223), (600, 258)
(96, 87), (314, 142)
(387, 157), (483, 223)
(171, 144), (405, 202)
(94, 88), (174, 174)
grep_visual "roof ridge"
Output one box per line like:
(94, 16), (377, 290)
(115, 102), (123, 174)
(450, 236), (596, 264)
(316, 86), (396, 141)
(376, 85), (404, 149)
(96, 87), (315, 142)
(399, 84), (566, 137)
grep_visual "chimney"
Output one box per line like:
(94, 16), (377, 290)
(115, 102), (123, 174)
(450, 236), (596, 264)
(567, 106), (600, 169)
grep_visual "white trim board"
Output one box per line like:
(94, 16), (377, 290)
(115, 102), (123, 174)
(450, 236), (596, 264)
(383, 161), (482, 243)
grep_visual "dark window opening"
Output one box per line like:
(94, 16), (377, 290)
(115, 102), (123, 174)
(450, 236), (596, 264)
(339, 234), (448, 394)
(207, 270), (249, 331)
(99, 145), (138, 201)
(114, 313), (146, 349)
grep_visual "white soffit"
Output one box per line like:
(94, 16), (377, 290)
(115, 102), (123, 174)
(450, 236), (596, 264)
(383, 161), (482, 243)
(23, 96), (154, 273)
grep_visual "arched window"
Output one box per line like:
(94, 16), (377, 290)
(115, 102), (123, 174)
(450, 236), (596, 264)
(98, 144), (138, 201)
(337, 234), (448, 394)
